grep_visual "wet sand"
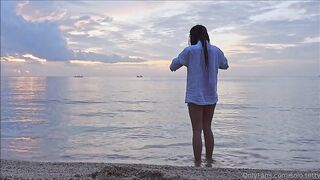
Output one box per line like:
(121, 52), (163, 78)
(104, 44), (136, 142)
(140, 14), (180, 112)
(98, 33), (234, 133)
(1, 159), (319, 179)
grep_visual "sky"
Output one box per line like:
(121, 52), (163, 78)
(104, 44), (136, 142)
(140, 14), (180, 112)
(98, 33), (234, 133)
(1, 1), (319, 77)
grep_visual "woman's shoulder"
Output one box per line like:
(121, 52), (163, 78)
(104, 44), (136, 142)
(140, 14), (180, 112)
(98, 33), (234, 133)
(180, 46), (192, 55)
(208, 44), (219, 50)
(208, 44), (224, 53)
(187, 43), (202, 52)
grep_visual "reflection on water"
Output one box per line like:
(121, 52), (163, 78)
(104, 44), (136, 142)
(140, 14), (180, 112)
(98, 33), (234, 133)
(1, 77), (47, 160)
(1, 76), (319, 169)
(2, 77), (46, 123)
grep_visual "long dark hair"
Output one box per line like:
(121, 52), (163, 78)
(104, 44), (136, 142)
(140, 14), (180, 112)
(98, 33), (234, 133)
(189, 25), (210, 69)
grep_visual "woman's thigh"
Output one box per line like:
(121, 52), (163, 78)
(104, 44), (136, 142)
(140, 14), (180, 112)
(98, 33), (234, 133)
(188, 103), (204, 131)
(203, 104), (216, 130)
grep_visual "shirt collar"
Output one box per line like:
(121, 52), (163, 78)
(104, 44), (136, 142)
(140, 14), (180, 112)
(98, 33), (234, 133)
(197, 40), (209, 46)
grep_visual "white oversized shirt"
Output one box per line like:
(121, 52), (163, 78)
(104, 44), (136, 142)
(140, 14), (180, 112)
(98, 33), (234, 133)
(170, 41), (229, 105)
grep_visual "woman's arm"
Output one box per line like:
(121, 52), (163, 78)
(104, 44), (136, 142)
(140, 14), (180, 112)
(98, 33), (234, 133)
(170, 47), (189, 72)
(218, 49), (229, 70)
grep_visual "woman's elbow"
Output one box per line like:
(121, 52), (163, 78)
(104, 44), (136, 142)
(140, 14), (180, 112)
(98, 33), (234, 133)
(219, 65), (228, 70)
(169, 64), (176, 72)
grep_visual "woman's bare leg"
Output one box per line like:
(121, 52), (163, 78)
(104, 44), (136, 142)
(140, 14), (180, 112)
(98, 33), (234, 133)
(203, 104), (216, 161)
(188, 103), (203, 164)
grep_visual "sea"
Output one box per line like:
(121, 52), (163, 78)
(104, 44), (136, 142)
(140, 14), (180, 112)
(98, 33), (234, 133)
(1, 76), (319, 169)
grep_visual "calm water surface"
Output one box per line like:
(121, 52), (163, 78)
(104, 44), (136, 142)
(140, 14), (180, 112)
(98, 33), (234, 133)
(1, 76), (319, 169)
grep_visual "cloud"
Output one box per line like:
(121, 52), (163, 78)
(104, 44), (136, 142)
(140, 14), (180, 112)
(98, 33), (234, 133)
(1, 54), (46, 63)
(0, 1), (143, 63)
(248, 43), (297, 50)
(249, 1), (308, 22)
(1, 1), (72, 61)
(302, 36), (320, 43)
(16, 1), (66, 22)
(1, 1), (319, 76)
(72, 51), (145, 63)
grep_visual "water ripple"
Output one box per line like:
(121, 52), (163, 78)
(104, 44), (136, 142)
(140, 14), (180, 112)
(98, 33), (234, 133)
(78, 112), (117, 117)
(135, 143), (190, 150)
(64, 99), (106, 104)
(112, 100), (157, 104)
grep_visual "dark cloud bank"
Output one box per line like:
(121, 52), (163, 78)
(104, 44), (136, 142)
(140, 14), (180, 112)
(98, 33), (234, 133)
(0, 1), (143, 63)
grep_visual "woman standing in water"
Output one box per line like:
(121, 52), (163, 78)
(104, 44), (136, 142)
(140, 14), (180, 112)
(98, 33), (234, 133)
(170, 25), (229, 166)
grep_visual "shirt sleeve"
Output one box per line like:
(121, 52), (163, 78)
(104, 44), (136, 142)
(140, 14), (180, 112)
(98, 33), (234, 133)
(170, 47), (189, 71)
(218, 49), (229, 70)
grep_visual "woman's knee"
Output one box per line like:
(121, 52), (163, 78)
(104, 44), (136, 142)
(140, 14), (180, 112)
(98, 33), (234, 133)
(203, 128), (212, 135)
(192, 129), (202, 136)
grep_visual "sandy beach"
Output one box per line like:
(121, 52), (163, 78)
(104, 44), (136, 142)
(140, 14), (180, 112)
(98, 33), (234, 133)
(1, 159), (319, 180)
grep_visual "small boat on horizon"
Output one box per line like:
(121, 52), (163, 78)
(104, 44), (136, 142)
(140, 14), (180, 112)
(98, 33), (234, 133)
(136, 75), (143, 78)
(74, 75), (83, 78)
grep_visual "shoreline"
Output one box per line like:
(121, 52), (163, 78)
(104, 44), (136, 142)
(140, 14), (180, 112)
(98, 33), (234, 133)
(1, 159), (319, 179)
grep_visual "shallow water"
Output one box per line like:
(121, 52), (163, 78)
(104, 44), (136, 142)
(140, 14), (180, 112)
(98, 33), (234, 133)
(1, 76), (319, 169)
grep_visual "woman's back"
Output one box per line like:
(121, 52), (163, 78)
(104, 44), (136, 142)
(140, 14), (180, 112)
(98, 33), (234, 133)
(170, 41), (228, 105)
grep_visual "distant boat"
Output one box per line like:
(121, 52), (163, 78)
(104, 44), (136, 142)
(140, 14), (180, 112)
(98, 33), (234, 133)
(136, 75), (143, 78)
(74, 75), (83, 78)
